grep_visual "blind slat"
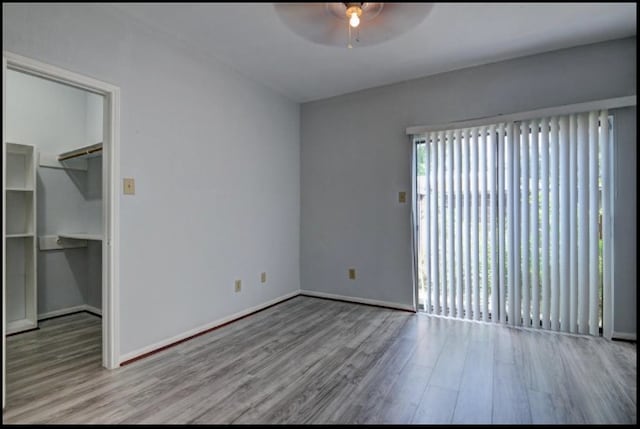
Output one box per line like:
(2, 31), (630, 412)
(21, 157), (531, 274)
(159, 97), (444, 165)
(439, 131), (447, 315)
(531, 119), (540, 328)
(424, 136), (432, 313)
(588, 111), (599, 336)
(577, 113), (589, 334)
(600, 110), (611, 338)
(464, 128), (472, 319)
(489, 124), (498, 322)
(498, 123), (506, 324)
(430, 132), (440, 315)
(454, 129), (463, 318)
(540, 117), (550, 330)
(569, 115), (578, 333)
(446, 130), (455, 317)
(513, 122), (521, 326)
(471, 128), (480, 320)
(480, 126), (489, 322)
(521, 121), (531, 327)
(506, 124), (515, 325)
(550, 116), (560, 331)
(559, 116), (570, 332)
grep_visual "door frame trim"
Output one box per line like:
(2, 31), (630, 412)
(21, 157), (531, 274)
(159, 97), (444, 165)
(2, 50), (121, 407)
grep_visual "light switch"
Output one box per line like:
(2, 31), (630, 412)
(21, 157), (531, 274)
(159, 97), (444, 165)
(398, 191), (406, 203)
(348, 268), (356, 280)
(261, 272), (267, 283)
(235, 280), (242, 292)
(123, 178), (135, 195)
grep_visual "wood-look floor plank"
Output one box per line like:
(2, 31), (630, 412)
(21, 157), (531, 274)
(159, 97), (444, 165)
(152, 303), (369, 424)
(554, 334), (636, 424)
(492, 361), (532, 423)
(405, 315), (450, 368)
(240, 310), (410, 424)
(324, 335), (416, 424)
(230, 305), (389, 424)
(376, 362), (433, 424)
(3, 297), (636, 425)
(411, 385), (459, 424)
(425, 320), (470, 390)
(451, 334), (494, 424)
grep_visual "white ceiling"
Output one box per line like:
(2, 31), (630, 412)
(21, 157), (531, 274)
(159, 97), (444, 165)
(107, 3), (636, 103)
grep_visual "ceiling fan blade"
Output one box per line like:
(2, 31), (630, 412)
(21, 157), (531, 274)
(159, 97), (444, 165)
(370, 3), (434, 32)
(273, 3), (330, 23)
(274, 4), (343, 45)
(350, 3), (434, 46)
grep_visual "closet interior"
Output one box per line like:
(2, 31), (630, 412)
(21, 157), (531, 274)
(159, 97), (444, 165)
(4, 69), (104, 336)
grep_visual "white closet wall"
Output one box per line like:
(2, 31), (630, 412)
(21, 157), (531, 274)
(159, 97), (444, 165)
(85, 156), (103, 311)
(84, 93), (104, 237)
(84, 84), (104, 312)
(6, 70), (103, 317)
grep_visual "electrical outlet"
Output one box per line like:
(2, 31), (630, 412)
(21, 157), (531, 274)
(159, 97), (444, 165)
(123, 178), (135, 195)
(348, 268), (356, 280)
(234, 280), (242, 293)
(261, 272), (267, 283)
(398, 191), (406, 203)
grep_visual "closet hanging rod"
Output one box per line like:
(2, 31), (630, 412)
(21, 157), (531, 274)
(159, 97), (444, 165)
(58, 142), (103, 161)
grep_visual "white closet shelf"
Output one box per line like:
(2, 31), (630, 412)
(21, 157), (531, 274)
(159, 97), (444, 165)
(7, 233), (34, 238)
(58, 142), (103, 162)
(58, 233), (102, 241)
(6, 142), (35, 155)
(40, 235), (87, 250)
(6, 187), (34, 192)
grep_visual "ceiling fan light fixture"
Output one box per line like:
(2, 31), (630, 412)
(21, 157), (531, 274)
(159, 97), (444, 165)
(346, 4), (363, 28)
(273, 3), (434, 48)
(349, 12), (360, 28)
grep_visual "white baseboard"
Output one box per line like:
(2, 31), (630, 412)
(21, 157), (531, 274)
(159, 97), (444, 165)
(612, 331), (637, 341)
(38, 305), (88, 320)
(84, 305), (102, 316)
(119, 290), (301, 364)
(38, 304), (102, 320)
(300, 290), (415, 312)
(6, 319), (38, 335)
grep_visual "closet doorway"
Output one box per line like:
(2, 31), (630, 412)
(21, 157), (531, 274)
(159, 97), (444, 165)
(2, 52), (120, 408)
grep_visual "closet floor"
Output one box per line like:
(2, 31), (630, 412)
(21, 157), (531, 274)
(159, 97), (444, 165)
(2, 297), (636, 424)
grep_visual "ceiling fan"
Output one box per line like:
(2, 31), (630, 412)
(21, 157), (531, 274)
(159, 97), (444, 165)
(273, 3), (434, 48)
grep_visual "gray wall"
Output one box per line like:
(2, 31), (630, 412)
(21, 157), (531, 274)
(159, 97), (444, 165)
(612, 106), (637, 336)
(301, 37), (636, 333)
(3, 3), (301, 356)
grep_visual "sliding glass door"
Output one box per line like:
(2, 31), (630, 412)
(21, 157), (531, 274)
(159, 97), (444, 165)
(414, 111), (613, 335)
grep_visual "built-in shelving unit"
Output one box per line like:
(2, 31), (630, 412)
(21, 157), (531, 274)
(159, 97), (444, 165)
(4, 142), (38, 335)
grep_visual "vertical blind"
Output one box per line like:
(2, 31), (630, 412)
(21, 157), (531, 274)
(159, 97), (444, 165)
(415, 110), (612, 335)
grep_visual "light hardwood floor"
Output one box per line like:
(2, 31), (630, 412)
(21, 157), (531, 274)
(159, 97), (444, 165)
(3, 296), (636, 424)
